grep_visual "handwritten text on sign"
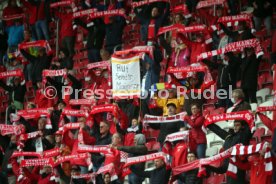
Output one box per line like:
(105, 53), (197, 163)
(111, 55), (141, 98)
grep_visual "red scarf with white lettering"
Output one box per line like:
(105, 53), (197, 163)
(73, 8), (97, 18)
(197, 38), (263, 61)
(87, 61), (110, 70)
(158, 24), (212, 44)
(88, 9), (126, 20)
(173, 142), (272, 178)
(54, 153), (93, 170)
(19, 40), (51, 51)
(204, 110), (254, 128)
(69, 99), (96, 106)
(123, 152), (169, 177)
(196, 0), (228, 9)
(172, 4), (191, 18)
(114, 46), (154, 59)
(164, 131), (189, 143)
(59, 108), (89, 127)
(143, 112), (186, 124)
(167, 63), (215, 90)
(0, 124), (25, 136)
(17, 108), (53, 129)
(50, 1), (71, 8)
(0, 69), (23, 79)
(257, 106), (276, 112)
(132, 0), (169, 8)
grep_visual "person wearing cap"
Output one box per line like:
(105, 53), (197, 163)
(184, 103), (206, 158)
(154, 86), (185, 116)
(149, 103), (184, 144)
(115, 134), (148, 184)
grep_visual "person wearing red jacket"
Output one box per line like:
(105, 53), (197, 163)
(177, 32), (209, 64)
(2, 0), (23, 27)
(34, 81), (55, 108)
(20, 0), (38, 40)
(63, 120), (96, 170)
(184, 103), (207, 158)
(234, 152), (272, 184)
(55, 7), (76, 59)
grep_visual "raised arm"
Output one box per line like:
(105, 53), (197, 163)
(117, 145), (148, 155)
(20, 49), (37, 64)
(207, 123), (230, 140)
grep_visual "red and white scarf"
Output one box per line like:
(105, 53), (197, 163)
(173, 142), (272, 178)
(114, 46), (154, 59)
(50, 1), (71, 8)
(0, 124), (25, 136)
(164, 131), (189, 143)
(143, 112), (186, 124)
(204, 110), (254, 129)
(2, 13), (24, 21)
(58, 122), (80, 133)
(69, 99), (96, 106)
(11, 151), (41, 159)
(17, 108), (53, 129)
(97, 163), (118, 181)
(73, 8), (97, 18)
(132, 0), (169, 8)
(19, 40), (51, 51)
(88, 9), (126, 20)
(123, 152), (169, 172)
(87, 60), (110, 70)
(43, 148), (61, 158)
(0, 69), (23, 79)
(196, 0), (228, 9)
(172, 4), (191, 18)
(42, 69), (67, 84)
(197, 38), (264, 61)
(59, 108), (89, 127)
(21, 157), (55, 167)
(71, 173), (96, 183)
(19, 131), (41, 141)
(78, 144), (112, 154)
(54, 153), (93, 170)
(90, 104), (119, 117)
(212, 14), (254, 33)
(158, 24), (212, 44)
(257, 106), (276, 112)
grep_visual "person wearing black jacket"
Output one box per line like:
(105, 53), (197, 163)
(46, 72), (82, 102)
(177, 152), (202, 184)
(20, 47), (52, 88)
(105, 16), (126, 54)
(130, 158), (171, 184)
(0, 77), (26, 111)
(206, 120), (252, 184)
(240, 48), (260, 103)
(219, 22), (254, 43)
(203, 52), (240, 108)
(74, 18), (105, 63)
(230, 89), (251, 112)
(149, 103), (184, 145)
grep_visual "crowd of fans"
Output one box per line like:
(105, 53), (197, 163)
(0, 0), (275, 183)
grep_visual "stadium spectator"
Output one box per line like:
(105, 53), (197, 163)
(184, 103), (207, 158)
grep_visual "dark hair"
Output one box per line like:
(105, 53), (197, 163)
(190, 103), (201, 109)
(187, 151), (197, 158)
(167, 103), (177, 109)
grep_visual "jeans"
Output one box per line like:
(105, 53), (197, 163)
(253, 16), (272, 36)
(88, 48), (101, 63)
(197, 143), (207, 158)
(35, 19), (50, 40)
(128, 173), (144, 184)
